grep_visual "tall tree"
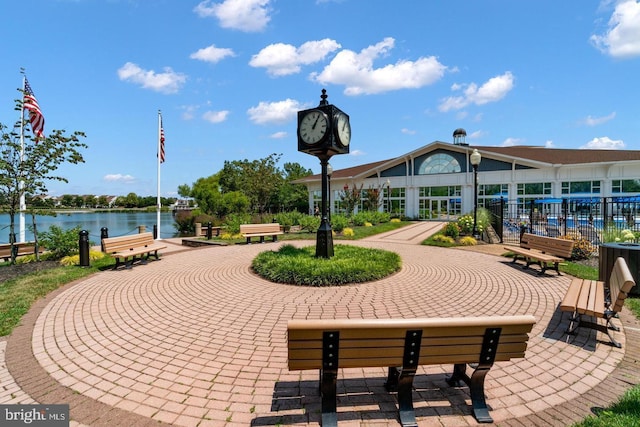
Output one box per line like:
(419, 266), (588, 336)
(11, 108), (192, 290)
(0, 120), (86, 263)
(279, 162), (312, 212)
(219, 153), (283, 214)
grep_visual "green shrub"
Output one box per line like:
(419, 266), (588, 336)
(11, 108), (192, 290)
(223, 213), (253, 234)
(298, 215), (321, 232)
(331, 214), (350, 233)
(173, 210), (197, 234)
(274, 211), (306, 230)
(442, 222), (460, 239)
(37, 225), (89, 260)
(352, 212), (369, 226)
(251, 244), (401, 286)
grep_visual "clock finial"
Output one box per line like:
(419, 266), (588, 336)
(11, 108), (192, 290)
(319, 88), (328, 106)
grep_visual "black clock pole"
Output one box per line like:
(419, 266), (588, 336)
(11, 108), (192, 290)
(316, 155), (334, 258)
(297, 89), (349, 259)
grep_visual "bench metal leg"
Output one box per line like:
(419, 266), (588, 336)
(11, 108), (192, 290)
(446, 328), (501, 423)
(320, 331), (339, 427)
(566, 312), (622, 348)
(320, 368), (338, 427)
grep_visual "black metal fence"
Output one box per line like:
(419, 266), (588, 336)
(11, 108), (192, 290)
(488, 197), (640, 246)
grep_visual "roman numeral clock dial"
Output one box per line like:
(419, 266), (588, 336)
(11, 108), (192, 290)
(298, 110), (328, 145)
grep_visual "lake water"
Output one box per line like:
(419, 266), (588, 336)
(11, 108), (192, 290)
(0, 211), (177, 244)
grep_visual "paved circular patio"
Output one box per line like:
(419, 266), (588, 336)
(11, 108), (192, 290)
(3, 223), (640, 426)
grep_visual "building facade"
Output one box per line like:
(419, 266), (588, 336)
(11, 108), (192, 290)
(297, 130), (640, 221)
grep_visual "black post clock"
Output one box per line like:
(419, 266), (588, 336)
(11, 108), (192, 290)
(297, 89), (351, 258)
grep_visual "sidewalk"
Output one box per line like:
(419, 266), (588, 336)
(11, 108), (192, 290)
(2, 223), (639, 426)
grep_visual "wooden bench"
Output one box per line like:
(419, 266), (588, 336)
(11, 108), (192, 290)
(240, 223), (283, 244)
(198, 224), (221, 238)
(0, 242), (44, 261)
(505, 233), (574, 275)
(560, 257), (636, 348)
(288, 315), (536, 426)
(102, 232), (167, 269)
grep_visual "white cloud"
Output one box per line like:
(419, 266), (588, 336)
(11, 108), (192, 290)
(270, 131), (287, 139)
(311, 37), (447, 95)
(181, 105), (198, 120)
(202, 110), (229, 123)
(580, 136), (625, 149)
(247, 98), (306, 124)
(545, 140), (555, 148)
(591, 0), (640, 58)
(194, 0), (271, 32)
(249, 39), (341, 76)
(401, 128), (416, 135)
(117, 62), (186, 94)
(581, 111), (616, 126)
(190, 44), (236, 63)
(501, 137), (523, 147)
(439, 72), (515, 112)
(104, 174), (135, 183)
(349, 149), (366, 156)
(468, 130), (486, 139)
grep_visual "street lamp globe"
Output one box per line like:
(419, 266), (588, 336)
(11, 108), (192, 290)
(470, 149), (481, 167)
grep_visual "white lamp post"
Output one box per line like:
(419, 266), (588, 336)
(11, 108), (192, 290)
(470, 149), (482, 238)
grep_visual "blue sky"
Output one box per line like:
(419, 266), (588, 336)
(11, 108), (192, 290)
(2, 0), (640, 198)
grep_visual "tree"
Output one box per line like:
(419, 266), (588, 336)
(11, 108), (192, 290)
(340, 184), (363, 216)
(219, 153), (284, 214)
(0, 106), (86, 263)
(124, 192), (139, 208)
(278, 162), (312, 212)
(363, 186), (382, 211)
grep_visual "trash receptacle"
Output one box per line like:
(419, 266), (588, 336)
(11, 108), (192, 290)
(599, 242), (640, 296)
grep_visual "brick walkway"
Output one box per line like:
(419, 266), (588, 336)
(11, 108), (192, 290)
(2, 222), (639, 426)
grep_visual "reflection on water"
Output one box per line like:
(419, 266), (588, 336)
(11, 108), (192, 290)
(0, 211), (177, 243)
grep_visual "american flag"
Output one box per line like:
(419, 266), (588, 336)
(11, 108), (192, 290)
(23, 77), (45, 139)
(159, 116), (165, 163)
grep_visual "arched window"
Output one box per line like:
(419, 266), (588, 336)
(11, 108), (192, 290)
(418, 153), (461, 174)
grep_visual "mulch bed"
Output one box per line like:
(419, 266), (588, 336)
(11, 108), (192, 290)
(0, 260), (60, 283)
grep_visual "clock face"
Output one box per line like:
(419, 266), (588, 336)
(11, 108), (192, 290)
(299, 110), (328, 145)
(335, 112), (351, 146)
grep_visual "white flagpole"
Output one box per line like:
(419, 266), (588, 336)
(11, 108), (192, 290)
(156, 110), (162, 240)
(19, 76), (26, 243)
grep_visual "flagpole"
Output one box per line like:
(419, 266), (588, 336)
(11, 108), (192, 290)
(156, 110), (162, 240)
(19, 75), (26, 243)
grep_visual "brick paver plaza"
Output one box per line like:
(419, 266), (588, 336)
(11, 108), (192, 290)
(1, 222), (639, 426)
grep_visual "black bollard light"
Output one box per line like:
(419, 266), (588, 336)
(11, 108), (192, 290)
(206, 222), (212, 240)
(79, 230), (90, 267)
(100, 227), (108, 252)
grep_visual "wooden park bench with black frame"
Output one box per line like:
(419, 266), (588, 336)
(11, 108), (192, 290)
(288, 315), (536, 426)
(560, 256), (636, 348)
(198, 223), (222, 239)
(240, 223), (283, 244)
(0, 242), (44, 262)
(102, 232), (167, 269)
(505, 232), (574, 275)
